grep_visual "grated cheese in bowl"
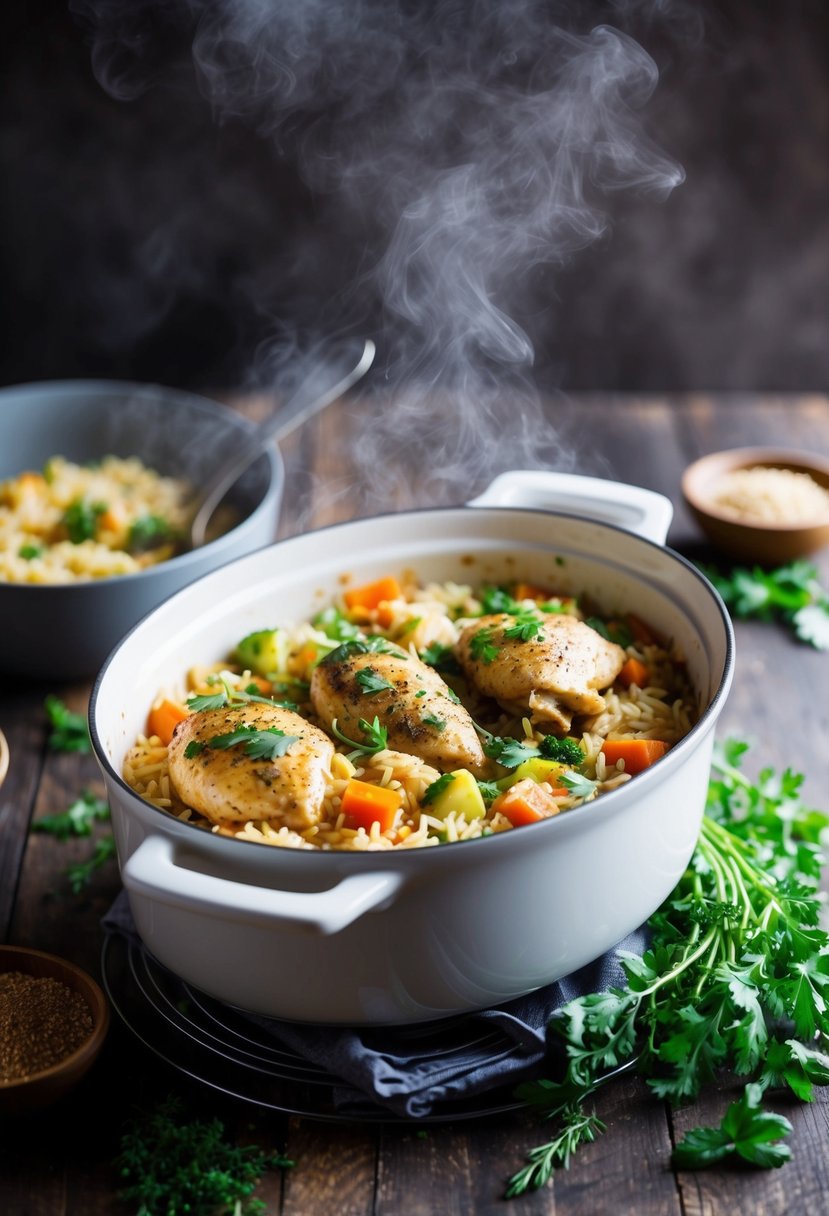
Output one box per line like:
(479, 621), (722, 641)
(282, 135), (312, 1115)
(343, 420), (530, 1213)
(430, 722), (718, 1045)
(708, 466), (829, 524)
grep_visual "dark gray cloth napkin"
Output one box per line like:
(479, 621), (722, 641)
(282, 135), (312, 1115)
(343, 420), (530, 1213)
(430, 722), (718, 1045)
(103, 890), (647, 1119)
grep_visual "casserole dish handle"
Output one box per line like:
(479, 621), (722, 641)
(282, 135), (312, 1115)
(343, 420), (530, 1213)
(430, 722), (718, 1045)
(122, 835), (403, 935)
(468, 470), (673, 544)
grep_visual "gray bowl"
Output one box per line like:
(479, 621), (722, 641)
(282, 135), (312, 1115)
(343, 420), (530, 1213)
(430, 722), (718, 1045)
(0, 379), (283, 681)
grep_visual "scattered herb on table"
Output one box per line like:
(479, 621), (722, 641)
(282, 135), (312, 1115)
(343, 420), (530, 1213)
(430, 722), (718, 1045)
(44, 695), (91, 752)
(65, 834), (118, 893)
(116, 1094), (293, 1216)
(700, 559), (829, 649)
(33, 789), (110, 839)
(506, 739), (829, 1195)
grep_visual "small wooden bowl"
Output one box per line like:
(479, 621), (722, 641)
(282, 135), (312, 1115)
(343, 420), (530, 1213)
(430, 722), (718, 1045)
(682, 447), (829, 564)
(0, 945), (110, 1115)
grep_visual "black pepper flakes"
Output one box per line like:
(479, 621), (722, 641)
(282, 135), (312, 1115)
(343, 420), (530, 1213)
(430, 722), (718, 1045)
(0, 971), (93, 1082)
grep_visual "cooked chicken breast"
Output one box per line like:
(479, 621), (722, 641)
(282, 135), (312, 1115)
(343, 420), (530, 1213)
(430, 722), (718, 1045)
(310, 646), (486, 772)
(455, 613), (626, 734)
(167, 703), (334, 831)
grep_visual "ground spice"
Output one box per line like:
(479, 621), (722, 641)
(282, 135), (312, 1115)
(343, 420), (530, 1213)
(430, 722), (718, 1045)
(0, 971), (93, 1082)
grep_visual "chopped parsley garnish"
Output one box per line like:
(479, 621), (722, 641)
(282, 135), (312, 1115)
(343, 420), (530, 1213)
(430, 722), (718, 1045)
(585, 616), (633, 648)
(44, 695), (91, 752)
(560, 771), (599, 800)
(422, 772), (456, 805)
(331, 715), (389, 759)
(422, 714), (446, 731)
(503, 611), (545, 642)
(61, 498), (106, 544)
(419, 642), (461, 674)
(481, 733), (539, 769)
(476, 780), (501, 804)
(184, 741), (205, 759)
(18, 542), (43, 560)
(186, 690), (229, 712)
(442, 687), (461, 704)
(415, 689), (427, 699)
(186, 683), (298, 713)
(480, 585), (521, 615)
(355, 667), (395, 695)
(322, 637), (403, 665)
(128, 513), (174, 552)
(33, 789), (110, 840)
(469, 626), (500, 664)
(312, 605), (364, 642)
(538, 736), (584, 765)
(195, 726), (300, 761)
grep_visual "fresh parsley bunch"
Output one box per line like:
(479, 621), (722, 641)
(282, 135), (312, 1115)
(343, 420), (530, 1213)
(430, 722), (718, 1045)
(700, 560), (829, 649)
(507, 739), (829, 1195)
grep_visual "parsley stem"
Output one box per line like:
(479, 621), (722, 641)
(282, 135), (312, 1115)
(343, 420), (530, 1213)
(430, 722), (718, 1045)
(637, 926), (720, 1000)
(701, 819), (786, 917)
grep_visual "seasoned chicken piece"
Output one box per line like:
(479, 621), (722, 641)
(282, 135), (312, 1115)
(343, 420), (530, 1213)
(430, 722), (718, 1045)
(167, 703), (334, 831)
(310, 646), (486, 772)
(455, 613), (626, 735)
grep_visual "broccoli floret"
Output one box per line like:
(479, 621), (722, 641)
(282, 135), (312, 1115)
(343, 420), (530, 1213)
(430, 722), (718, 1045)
(538, 736), (584, 766)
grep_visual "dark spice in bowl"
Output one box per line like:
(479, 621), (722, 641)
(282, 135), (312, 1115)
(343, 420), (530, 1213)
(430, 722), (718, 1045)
(0, 971), (93, 1083)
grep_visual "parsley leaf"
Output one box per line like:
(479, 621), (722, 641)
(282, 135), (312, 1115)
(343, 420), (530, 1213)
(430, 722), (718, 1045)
(331, 716), (389, 759)
(476, 780), (501, 804)
(312, 605), (363, 642)
(422, 772), (456, 805)
(18, 542), (43, 560)
(184, 741), (205, 759)
(422, 714), (447, 731)
(33, 789), (110, 839)
(186, 690), (229, 712)
(560, 771), (599, 800)
(205, 726), (300, 761)
(480, 585), (521, 615)
(482, 734), (538, 769)
(65, 834), (118, 893)
(355, 667), (395, 695)
(506, 740), (829, 1195)
(322, 637), (404, 665)
(700, 560), (829, 650)
(584, 616), (634, 647)
(469, 626), (500, 664)
(503, 611), (544, 642)
(44, 695), (91, 753)
(128, 514), (173, 552)
(419, 642), (461, 675)
(672, 1084), (792, 1170)
(61, 498), (106, 544)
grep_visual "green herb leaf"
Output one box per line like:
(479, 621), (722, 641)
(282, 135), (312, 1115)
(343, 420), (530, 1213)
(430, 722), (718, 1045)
(33, 789), (110, 839)
(18, 542), (43, 560)
(503, 611), (544, 642)
(128, 513), (173, 552)
(699, 560), (829, 650)
(584, 616), (634, 648)
(61, 498), (106, 544)
(469, 626), (500, 664)
(312, 605), (363, 642)
(480, 585), (521, 615)
(186, 690), (229, 712)
(44, 695), (91, 753)
(116, 1095), (293, 1216)
(422, 772), (456, 805)
(205, 726), (300, 761)
(672, 1084), (792, 1170)
(65, 834), (117, 893)
(184, 741), (205, 759)
(355, 666), (395, 696)
(560, 771), (599, 800)
(322, 637), (404, 665)
(331, 715), (389, 759)
(482, 734), (538, 769)
(476, 780), (501, 804)
(419, 642), (461, 674)
(422, 714), (447, 731)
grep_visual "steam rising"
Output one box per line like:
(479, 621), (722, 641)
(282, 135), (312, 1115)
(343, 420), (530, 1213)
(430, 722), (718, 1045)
(69, 0), (684, 511)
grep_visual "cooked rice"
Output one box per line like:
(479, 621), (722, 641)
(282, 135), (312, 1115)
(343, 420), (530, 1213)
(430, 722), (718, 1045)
(709, 465), (829, 524)
(0, 455), (194, 583)
(123, 579), (698, 851)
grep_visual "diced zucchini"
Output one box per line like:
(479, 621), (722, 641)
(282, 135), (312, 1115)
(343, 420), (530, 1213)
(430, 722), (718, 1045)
(497, 757), (566, 791)
(235, 628), (289, 677)
(427, 769), (487, 821)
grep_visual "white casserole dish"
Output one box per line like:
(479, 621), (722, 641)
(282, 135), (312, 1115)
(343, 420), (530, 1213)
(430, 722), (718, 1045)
(90, 471), (734, 1025)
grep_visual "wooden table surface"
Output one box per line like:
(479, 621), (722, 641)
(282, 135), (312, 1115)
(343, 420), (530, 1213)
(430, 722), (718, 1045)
(2, 391), (829, 1215)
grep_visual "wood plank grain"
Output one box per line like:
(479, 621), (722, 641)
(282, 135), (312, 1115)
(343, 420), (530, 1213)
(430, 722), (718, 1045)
(0, 678), (46, 937)
(281, 1117), (377, 1216)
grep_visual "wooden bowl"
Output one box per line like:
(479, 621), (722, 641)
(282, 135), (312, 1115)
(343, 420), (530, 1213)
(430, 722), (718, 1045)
(0, 945), (110, 1115)
(682, 447), (829, 564)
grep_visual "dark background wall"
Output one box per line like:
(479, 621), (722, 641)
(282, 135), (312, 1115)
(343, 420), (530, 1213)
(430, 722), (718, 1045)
(2, 1), (828, 396)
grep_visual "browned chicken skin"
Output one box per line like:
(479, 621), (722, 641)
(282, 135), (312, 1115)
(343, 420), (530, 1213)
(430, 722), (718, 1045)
(454, 612), (626, 734)
(167, 703), (334, 830)
(310, 647), (486, 772)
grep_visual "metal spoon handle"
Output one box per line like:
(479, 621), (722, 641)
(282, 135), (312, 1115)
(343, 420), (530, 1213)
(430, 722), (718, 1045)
(189, 338), (375, 548)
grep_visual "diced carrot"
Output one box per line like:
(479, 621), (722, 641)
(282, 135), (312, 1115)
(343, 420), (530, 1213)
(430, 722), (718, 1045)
(343, 576), (403, 614)
(491, 778), (561, 827)
(98, 506), (123, 533)
(626, 613), (660, 646)
(340, 778), (402, 833)
(617, 657), (650, 689)
(244, 674), (273, 694)
(147, 699), (189, 746)
(601, 739), (668, 775)
(513, 582), (552, 602)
